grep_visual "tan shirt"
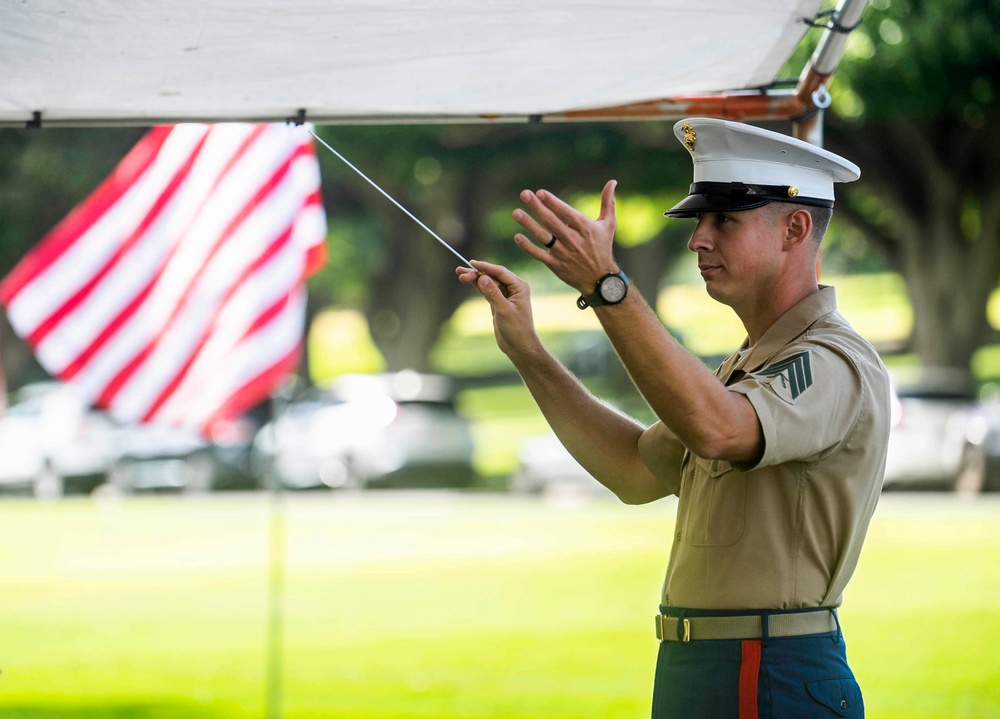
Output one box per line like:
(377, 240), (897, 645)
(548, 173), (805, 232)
(649, 286), (890, 610)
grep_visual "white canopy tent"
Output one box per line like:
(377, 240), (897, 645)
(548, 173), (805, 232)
(1, 0), (865, 136)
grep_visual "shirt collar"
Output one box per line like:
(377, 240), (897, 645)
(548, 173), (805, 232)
(721, 285), (839, 378)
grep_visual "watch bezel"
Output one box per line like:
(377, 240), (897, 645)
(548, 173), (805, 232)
(599, 273), (628, 303)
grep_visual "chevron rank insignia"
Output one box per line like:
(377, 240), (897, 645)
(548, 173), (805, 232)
(755, 351), (813, 403)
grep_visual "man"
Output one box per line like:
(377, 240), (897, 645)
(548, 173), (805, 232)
(456, 118), (890, 718)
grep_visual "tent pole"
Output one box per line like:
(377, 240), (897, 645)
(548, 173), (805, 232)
(792, 107), (824, 146)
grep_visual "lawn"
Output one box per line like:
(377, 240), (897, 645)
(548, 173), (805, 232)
(1, 492), (998, 718)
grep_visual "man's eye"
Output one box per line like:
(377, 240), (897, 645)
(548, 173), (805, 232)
(715, 214), (732, 224)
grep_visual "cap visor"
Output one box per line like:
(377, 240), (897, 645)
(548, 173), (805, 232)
(663, 193), (772, 218)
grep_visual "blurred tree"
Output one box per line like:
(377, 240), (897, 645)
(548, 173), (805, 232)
(825, 0), (1000, 371)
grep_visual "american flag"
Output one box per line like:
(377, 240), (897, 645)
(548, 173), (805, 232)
(0, 123), (327, 435)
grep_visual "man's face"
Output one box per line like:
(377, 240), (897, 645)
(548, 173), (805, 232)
(686, 206), (784, 309)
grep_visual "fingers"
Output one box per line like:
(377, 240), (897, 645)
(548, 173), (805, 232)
(511, 203), (560, 250)
(512, 231), (553, 264)
(513, 181), (618, 250)
(456, 261), (516, 300)
(516, 189), (583, 241)
(528, 189), (589, 234)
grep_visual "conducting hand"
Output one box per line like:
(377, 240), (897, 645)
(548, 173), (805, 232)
(511, 179), (619, 294)
(455, 260), (543, 361)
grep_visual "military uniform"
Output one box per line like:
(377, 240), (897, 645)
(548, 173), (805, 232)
(641, 119), (891, 718)
(644, 285), (890, 717)
(662, 285), (889, 612)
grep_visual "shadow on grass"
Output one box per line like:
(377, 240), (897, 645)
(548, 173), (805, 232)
(0, 703), (236, 719)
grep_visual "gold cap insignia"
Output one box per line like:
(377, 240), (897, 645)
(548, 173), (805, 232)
(681, 124), (697, 152)
(787, 186), (799, 198)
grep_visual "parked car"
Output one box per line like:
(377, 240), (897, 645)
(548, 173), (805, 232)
(253, 371), (477, 490)
(106, 407), (266, 494)
(510, 432), (612, 498)
(882, 368), (978, 490)
(953, 397), (1000, 494)
(106, 421), (217, 494)
(0, 382), (117, 499)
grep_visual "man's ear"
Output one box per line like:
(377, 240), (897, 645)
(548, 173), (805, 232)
(783, 208), (814, 251)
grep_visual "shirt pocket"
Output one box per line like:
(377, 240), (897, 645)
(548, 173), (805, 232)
(687, 456), (748, 547)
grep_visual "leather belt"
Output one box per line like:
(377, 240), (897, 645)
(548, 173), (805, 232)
(655, 609), (837, 642)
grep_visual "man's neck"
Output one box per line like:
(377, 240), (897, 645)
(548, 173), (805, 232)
(737, 279), (820, 346)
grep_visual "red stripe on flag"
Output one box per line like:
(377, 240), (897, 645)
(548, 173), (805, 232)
(739, 639), (762, 719)
(0, 126), (176, 304)
(200, 342), (303, 437)
(138, 226), (297, 422)
(302, 189), (328, 276)
(26, 130), (214, 348)
(61, 280), (156, 381)
(57, 126), (270, 377)
(1, 123), (327, 436)
(94, 144), (310, 411)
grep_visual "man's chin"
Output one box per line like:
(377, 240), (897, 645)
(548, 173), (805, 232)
(703, 282), (736, 308)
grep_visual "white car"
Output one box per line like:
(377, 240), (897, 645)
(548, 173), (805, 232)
(0, 382), (116, 499)
(253, 371), (477, 490)
(510, 433), (613, 498)
(882, 369), (978, 490)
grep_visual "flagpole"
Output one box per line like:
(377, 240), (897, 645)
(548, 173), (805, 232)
(264, 390), (289, 719)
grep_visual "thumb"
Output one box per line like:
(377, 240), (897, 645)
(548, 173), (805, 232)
(476, 271), (509, 304)
(599, 179), (617, 222)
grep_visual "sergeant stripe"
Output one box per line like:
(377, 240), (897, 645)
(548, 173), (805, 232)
(759, 351), (813, 400)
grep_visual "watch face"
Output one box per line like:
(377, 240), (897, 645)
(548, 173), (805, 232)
(600, 275), (627, 303)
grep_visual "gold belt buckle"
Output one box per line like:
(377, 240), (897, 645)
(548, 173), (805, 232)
(655, 614), (691, 642)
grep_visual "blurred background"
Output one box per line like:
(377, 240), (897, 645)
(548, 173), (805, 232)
(1, 0), (999, 717)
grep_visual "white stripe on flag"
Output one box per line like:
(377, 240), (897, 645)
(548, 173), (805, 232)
(7, 126), (211, 335)
(0, 123), (327, 434)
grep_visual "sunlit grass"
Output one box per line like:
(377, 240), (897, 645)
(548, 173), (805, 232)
(0, 493), (998, 719)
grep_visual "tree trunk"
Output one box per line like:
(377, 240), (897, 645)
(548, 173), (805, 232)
(364, 171), (479, 371)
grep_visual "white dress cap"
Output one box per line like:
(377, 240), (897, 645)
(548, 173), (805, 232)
(664, 117), (861, 218)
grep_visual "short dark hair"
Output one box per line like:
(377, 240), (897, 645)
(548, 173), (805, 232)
(766, 202), (833, 243)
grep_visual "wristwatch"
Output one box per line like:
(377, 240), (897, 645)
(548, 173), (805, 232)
(576, 271), (630, 310)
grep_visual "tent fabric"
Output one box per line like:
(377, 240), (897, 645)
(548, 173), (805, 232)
(0, 0), (823, 126)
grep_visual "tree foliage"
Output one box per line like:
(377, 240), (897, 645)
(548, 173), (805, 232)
(825, 0), (1000, 370)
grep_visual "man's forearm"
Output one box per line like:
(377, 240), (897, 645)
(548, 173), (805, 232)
(508, 344), (676, 504)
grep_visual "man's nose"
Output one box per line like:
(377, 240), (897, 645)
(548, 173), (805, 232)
(687, 219), (712, 252)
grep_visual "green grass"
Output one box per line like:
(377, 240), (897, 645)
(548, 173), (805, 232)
(1, 493), (999, 718)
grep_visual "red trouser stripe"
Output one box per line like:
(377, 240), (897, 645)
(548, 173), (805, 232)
(739, 639), (762, 719)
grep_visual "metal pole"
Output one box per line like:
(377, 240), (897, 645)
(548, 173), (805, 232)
(264, 392), (288, 719)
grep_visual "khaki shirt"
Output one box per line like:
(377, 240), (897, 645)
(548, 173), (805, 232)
(649, 286), (890, 610)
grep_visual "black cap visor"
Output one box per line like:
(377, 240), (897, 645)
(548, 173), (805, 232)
(663, 182), (834, 218)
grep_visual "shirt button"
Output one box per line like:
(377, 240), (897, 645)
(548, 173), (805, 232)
(840, 699), (848, 710)
(711, 460), (719, 471)
(676, 531), (682, 541)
